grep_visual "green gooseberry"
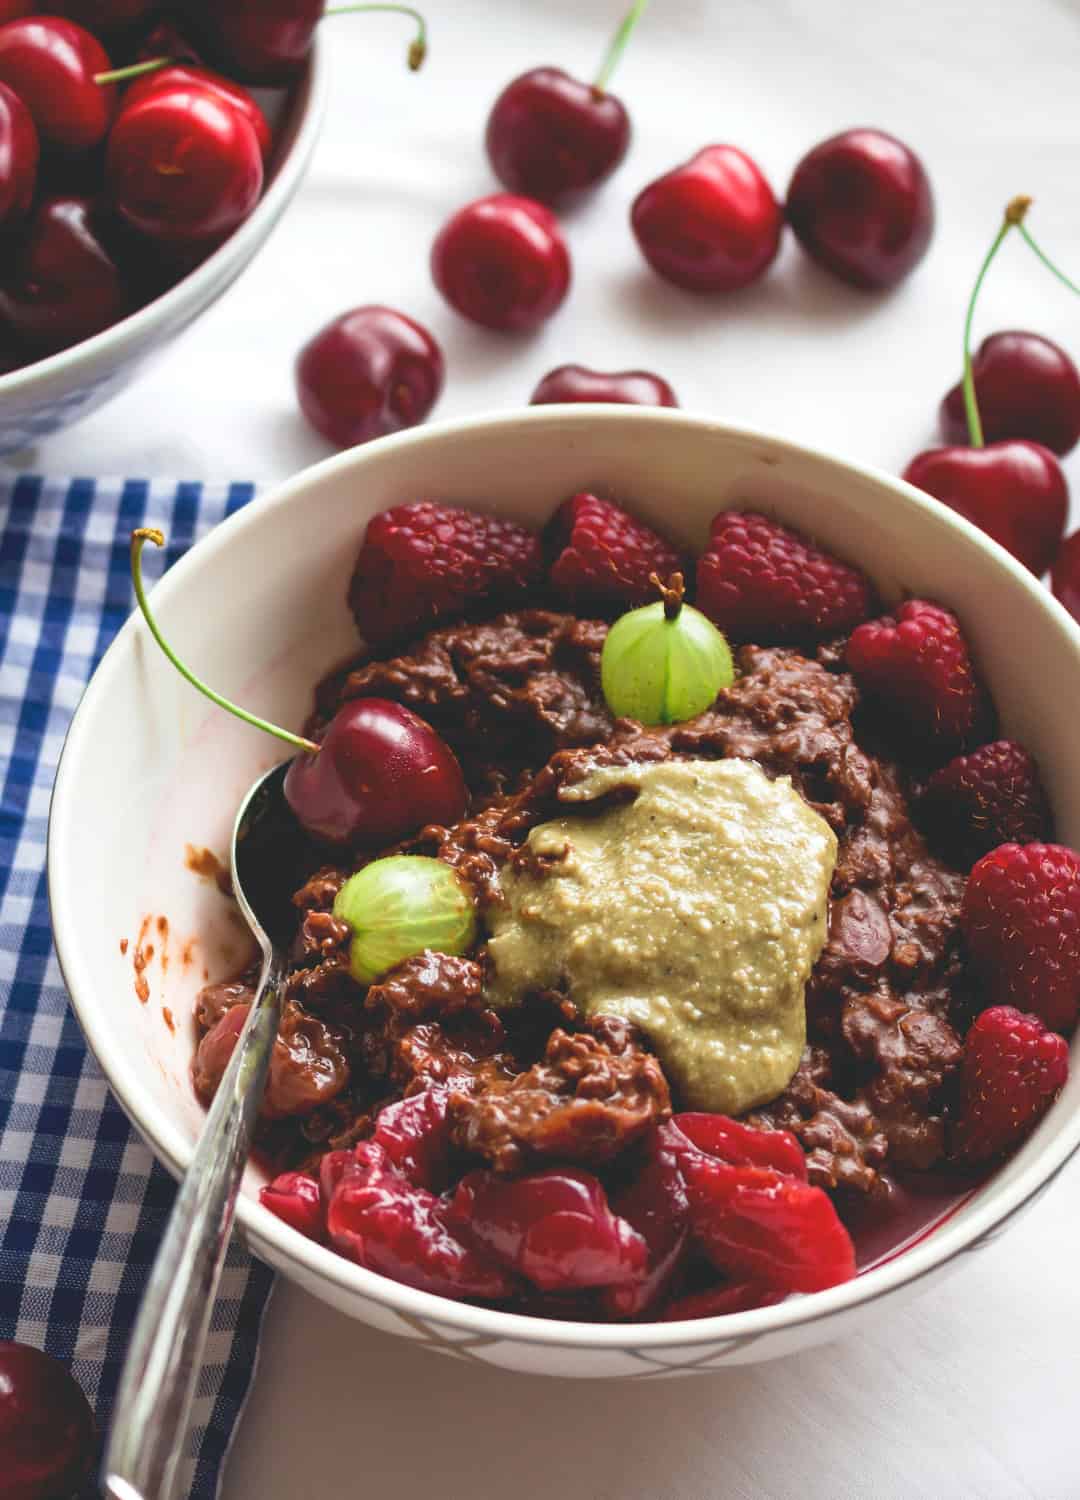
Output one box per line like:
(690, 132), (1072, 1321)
(601, 572), (734, 726)
(332, 855), (477, 984)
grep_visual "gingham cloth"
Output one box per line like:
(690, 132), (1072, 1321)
(0, 476), (275, 1498)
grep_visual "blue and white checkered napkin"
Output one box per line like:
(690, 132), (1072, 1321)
(0, 476), (274, 1498)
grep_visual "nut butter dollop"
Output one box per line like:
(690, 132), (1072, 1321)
(486, 760), (837, 1114)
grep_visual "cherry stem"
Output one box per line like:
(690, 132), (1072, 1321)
(94, 56), (171, 87)
(130, 529), (320, 756)
(1017, 222), (1080, 298)
(961, 195), (1032, 448)
(593, 0), (649, 93)
(323, 4), (428, 69)
(651, 570), (685, 621)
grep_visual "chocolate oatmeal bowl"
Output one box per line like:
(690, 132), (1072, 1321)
(48, 408), (1080, 1377)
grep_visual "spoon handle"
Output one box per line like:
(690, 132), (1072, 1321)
(102, 948), (287, 1500)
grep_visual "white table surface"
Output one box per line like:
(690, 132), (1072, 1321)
(17, 0), (1080, 1494)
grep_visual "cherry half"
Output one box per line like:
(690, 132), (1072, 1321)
(0, 194), (128, 354)
(186, 1), (428, 84)
(939, 330), (1080, 457)
(0, 1341), (96, 1500)
(0, 16), (115, 152)
(130, 530), (468, 849)
(0, 79), (36, 230)
(296, 305), (444, 449)
(431, 193), (571, 332)
(530, 362), (678, 408)
(630, 145), (783, 293)
(484, 0), (647, 204)
(1051, 530), (1080, 625)
(786, 128), (934, 290)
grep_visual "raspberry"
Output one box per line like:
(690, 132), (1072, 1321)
(952, 1005), (1069, 1163)
(260, 1171), (323, 1241)
(962, 842), (1080, 1032)
(921, 739), (1051, 866)
(348, 501), (543, 648)
(547, 492), (687, 606)
(696, 511), (874, 642)
(846, 598), (988, 749)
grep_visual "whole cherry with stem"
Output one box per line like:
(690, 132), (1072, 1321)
(939, 331), (1080, 457)
(485, 0), (647, 205)
(108, 61), (273, 160)
(530, 363), (678, 408)
(130, 529), (468, 846)
(903, 197), (1068, 578)
(0, 15), (116, 152)
(185, 2), (428, 84)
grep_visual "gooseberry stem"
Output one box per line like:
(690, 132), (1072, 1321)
(593, 0), (649, 93)
(323, 4), (428, 69)
(960, 196), (1031, 449)
(130, 529), (319, 755)
(1017, 222), (1080, 297)
(650, 570), (685, 621)
(94, 56), (171, 87)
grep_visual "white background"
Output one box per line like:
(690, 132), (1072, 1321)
(20, 0), (1080, 1494)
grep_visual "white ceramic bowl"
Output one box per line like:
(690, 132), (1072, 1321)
(0, 44), (327, 457)
(49, 407), (1080, 1378)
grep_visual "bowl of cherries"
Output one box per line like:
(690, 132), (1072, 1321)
(0, 1), (336, 456)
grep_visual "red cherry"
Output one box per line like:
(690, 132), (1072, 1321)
(134, 17), (203, 67)
(939, 331), (1080, 457)
(903, 441), (1068, 577)
(106, 83), (263, 243)
(296, 305), (444, 450)
(0, 17), (115, 152)
(0, 1341), (96, 1500)
(1051, 530), (1080, 625)
(49, 0), (158, 34)
(530, 362), (678, 407)
(284, 697), (468, 847)
(630, 145), (782, 293)
(0, 194), (128, 353)
(485, 67), (629, 204)
(785, 128), (934, 290)
(120, 63), (272, 160)
(431, 193), (571, 332)
(0, 80), (36, 229)
(0, 0), (32, 21)
(184, 0), (323, 83)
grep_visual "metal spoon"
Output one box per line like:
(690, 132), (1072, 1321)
(103, 759), (303, 1500)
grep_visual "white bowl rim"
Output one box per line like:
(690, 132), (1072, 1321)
(0, 36), (329, 400)
(48, 404), (1080, 1351)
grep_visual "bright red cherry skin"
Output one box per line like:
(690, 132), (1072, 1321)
(0, 81), (36, 229)
(940, 331), (1080, 457)
(50, 0), (158, 32)
(1051, 530), (1080, 624)
(121, 63), (272, 159)
(284, 698), (469, 847)
(485, 66), (630, 204)
(903, 440), (1068, 577)
(0, 1341), (96, 1500)
(630, 145), (782, 293)
(431, 193), (571, 332)
(530, 363), (678, 407)
(185, 0), (323, 84)
(296, 305), (444, 450)
(0, 194), (128, 353)
(107, 84), (263, 243)
(786, 128), (933, 290)
(0, 17), (115, 152)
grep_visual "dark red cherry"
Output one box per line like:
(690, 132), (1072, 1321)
(0, 80), (36, 229)
(0, 1341), (96, 1500)
(786, 128), (934, 290)
(107, 83), (263, 242)
(530, 362), (678, 407)
(431, 193), (571, 332)
(630, 145), (783, 293)
(939, 331), (1080, 457)
(0, 17), (115, 152)
(1051, 530), (1080, 625)
(903, 440), (1068, 577)
(296, 305), (444, 449)
(0, 0), (32, 22)
(184, 0), (324, 84)
(284, 697), (468, 847)
(486, 67), (629, 204)
(134, 17), (203, 67)
(0, 194), (128, 353)
(50, 0), (158, 34)
(121, 63), (272, 160)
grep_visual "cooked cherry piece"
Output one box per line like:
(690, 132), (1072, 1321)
(530, 362), (678, 408)
(51, 0), (158, 33)
(296, 305), (445, 449)
(107, 83), (263, 243)
(631, 144), (783, 292)
(1052, 530), (1080, 624)
(0, 17), (115, 152)
(260, 1170), (323, 1240)
(0, 1341), (96, 1500)
(185, 0), (324, 83)
(486, 67), (629, 204)
(121, 64), (272, 160)
(431, 193), (571, 332)
(903, 440), (1068, 577)
(785, 128), (934, 290)
(0, 194), (128, 353)
(0, 80), (36, 230)
(939, 331), (1080, 457)
(283, 697), (468, 847)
